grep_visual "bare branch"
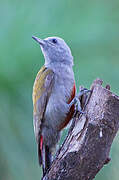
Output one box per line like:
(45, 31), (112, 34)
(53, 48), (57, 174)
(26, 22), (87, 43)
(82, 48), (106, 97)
(43, 79), (119, 180)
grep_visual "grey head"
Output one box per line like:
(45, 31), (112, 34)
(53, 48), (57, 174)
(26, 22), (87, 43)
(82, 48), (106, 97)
(32, 36), (73, 66)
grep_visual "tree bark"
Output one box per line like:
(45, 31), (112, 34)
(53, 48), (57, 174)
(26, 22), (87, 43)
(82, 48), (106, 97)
(42, 79), (119, 180)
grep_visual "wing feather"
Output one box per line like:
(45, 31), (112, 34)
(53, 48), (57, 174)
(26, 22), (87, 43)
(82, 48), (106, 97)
(32, 66), (55, 142)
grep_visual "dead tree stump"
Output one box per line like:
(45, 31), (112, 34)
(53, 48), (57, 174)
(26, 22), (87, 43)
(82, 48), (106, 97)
(42, 79), (119, 180)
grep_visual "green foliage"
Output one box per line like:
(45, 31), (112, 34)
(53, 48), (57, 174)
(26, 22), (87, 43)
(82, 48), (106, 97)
(0, 0), (119, 179)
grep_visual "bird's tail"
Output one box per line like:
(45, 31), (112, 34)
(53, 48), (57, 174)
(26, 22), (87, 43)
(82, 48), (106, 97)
(38, 136), (52, 177)
(38, 135), (43, 165)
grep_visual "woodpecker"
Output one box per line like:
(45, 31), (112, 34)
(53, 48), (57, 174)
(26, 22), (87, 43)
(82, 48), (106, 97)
(32, 36), (76, 176)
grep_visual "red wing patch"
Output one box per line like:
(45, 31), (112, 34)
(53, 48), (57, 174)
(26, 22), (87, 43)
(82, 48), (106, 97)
(59, 83), (76, 130)
(68, 83), (76, 104)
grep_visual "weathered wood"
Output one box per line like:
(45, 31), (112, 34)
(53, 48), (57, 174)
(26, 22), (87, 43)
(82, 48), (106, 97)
(42, 79), (119, 180)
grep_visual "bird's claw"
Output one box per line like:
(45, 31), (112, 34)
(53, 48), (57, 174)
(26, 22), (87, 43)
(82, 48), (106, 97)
(69, 88), (91, 115)
(78, 88), (91, 98)
(69, 96), (84, 115)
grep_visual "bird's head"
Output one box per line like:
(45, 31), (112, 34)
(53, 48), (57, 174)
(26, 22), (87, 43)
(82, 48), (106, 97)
(32, 36), (73, 66)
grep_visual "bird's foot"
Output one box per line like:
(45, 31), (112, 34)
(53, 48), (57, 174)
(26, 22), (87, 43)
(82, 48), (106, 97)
(78, 88), (91, 98)
(70, 96), (84, 114)
(69, 88), (91, 115)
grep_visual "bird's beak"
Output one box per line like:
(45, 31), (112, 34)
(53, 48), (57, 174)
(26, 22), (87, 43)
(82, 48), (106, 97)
(32, 36), (45, 46)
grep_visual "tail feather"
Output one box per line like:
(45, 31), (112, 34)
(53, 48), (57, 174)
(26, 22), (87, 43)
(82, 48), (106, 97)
(37, 136), (52, 177)
(38, 135), (43, 165)
(42, 145), (52, 176)
(45, 145), (52, 171)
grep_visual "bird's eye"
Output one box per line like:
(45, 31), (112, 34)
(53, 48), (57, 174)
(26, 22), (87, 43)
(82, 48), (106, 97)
(52, 39), (57, 44)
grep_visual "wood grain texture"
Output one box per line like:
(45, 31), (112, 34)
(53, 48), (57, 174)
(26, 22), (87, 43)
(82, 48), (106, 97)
(42, 79), (119, 180)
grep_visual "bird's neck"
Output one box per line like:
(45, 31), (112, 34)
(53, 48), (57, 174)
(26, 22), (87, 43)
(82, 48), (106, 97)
(45, 61), (73, 70)
(44, 62), (74, 82)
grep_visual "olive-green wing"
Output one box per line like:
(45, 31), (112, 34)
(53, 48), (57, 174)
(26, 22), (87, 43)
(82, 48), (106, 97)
(32, 66), (55, 142)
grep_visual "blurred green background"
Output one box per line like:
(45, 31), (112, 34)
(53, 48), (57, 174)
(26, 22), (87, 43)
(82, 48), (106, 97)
(0, 0), (119, 179)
